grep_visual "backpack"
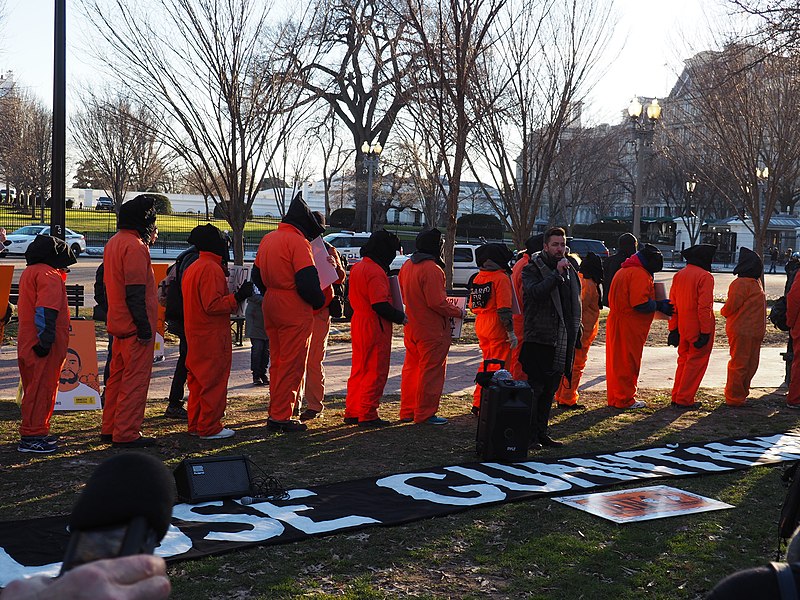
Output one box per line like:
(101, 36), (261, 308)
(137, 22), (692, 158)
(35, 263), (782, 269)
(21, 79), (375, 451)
(160, 248), (199, 324)
(771, 296), (790, 332)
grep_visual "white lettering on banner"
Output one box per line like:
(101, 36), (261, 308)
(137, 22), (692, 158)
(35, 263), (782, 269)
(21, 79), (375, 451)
(591, 454), (697, 476)
(686, 440), (800, 465)
(617, 448), (732, 472)
(245, 489), (381, 533)
(560, 457), (694, 479)
(446, 466), (572, 493)
(492, 462), (600, 488)
(0, 547), (60, 587)
(155, 524), (194, 558)
(171, 502), (285, 543)
(376, 472), (507, 505)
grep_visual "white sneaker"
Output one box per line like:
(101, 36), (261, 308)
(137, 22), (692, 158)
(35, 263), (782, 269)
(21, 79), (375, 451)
(628, 401), (647, 409)
(200, 428), (235, 440)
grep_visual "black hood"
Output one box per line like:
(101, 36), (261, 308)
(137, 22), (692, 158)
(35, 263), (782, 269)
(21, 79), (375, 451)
(617, 233), (638, 257)
(413, 228), (444, 267)
(187, 224), (229, 260)
(579, 252), (603, 284)
(118, 195), (157, 240)
(635, 244), (664, 275)
(682, 244), (716, 272)
(733, 247), (762, 279)
(360, 229), (401, 271)
(25, 235), (77, 269)
(525, 234), (544, 256)
(476, 243), (513, 272)
(283, 192), (325, 241)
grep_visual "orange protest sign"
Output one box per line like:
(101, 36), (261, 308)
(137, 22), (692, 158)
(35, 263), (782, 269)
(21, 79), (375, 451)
(55, 319), (102, 411)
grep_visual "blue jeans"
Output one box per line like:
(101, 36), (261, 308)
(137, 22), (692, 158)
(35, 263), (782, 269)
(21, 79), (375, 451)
(250, 338), (270, 379)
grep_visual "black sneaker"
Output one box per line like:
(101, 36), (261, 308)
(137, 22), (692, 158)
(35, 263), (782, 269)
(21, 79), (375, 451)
(557, 403), (586, 411)
(112, 436), (158, 448)
(252, 376), (265, 387)
(299, 409), (321, 422)
(18, 436), (58, 454)
(99, 434), (113, 443)
(358, 418), (391, 428)
(260, 376), (270, 385)
(343, 417), (359, 425)
(267, 419), (308, 432)
(470, 406), (480, 417)
(671, 402), (701, 411)
(164, 404), (188, 419)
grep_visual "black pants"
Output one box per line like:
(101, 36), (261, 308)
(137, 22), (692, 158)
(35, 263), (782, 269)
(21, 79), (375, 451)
(250, 337), (270, 379)
(168, 329), (188, 407)
(103, 335), (114, 385)
(520, 342), (562, 441)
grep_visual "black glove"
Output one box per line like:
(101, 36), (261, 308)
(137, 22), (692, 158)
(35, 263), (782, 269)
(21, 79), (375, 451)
(694, 332), (710, 349)
(667, 329), (680, 347)
(32, 343), (50, 357)
(656, 299), (674, 317)
(234, 281), (255, 302)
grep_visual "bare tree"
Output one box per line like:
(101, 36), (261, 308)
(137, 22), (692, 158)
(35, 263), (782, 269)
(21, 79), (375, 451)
(309, 107), (353, 221)
(82, 0), (312, 264)
(291, 0), (416, 231)
(729, 1), (800, 55)
(667, 46), (800, 255)
(467, 0), (615, 249)
(401, 0), (508, 284)
(394, 122), (447, 228)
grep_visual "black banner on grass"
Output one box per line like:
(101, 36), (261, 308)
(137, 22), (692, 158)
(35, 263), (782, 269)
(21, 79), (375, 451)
(3, 432), (800, 585)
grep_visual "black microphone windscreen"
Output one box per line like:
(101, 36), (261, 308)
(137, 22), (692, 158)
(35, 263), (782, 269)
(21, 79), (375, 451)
(68, 453), (176, 540)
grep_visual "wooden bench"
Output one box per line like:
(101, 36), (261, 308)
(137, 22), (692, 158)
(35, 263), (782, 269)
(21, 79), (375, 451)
(8, 283), (85, 318)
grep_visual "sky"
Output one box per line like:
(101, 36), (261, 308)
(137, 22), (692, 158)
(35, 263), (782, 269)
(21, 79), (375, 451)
(1, 0), (731, 129)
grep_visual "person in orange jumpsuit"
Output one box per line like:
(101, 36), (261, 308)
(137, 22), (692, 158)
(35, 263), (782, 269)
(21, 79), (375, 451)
(555, 252), (603, 409)
(398, 228), (464, 425)
(344, 229), (405, 427)
(787, 262), (800, 408)
(101, 195), (159, 448)
(510, 234), (543, 380)
(469, 243), (515, 414)
(606, 244), (672, 409)
(299, 212), (346, 422)
(667, 244), (716, 409)
(253, 193), (325, 432)
(602, 233), (637, 308)
(721, 247), (765, 407)
(182, 224), (253, 439)
(16, 235), (75, 453)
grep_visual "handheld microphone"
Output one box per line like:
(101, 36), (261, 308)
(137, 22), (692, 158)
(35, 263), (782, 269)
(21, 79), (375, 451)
(59, 453), (176, 574)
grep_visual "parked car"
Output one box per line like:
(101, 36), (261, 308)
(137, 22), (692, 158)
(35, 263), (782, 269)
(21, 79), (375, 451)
(389, 243), (481, 288)
(323, 231), (371, 269)
(94, 197), (114, 211)
(566, 237), (609, 259)
(4, 225), (87, 257)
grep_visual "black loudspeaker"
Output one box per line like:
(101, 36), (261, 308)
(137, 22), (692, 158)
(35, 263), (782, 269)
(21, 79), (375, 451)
(174, 456), (253, 503)
(476, 379), (533, 462)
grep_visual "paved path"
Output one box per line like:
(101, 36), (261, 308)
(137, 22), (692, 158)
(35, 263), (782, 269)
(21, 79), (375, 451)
(0, 337), (788, 402)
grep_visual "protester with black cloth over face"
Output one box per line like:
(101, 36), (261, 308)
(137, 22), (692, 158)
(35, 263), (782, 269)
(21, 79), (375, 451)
(344, 229), (405, 427)
(602, 232), (638, 308)
(520, 227), (581, 449)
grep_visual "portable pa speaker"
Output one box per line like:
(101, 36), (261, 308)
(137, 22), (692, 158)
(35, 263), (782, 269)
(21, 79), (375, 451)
(476, 379), (533, 462)
(174, 455), (252, 503)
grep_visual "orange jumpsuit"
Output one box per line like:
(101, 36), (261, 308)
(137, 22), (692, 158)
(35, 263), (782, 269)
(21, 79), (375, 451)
(510, 253), (529, 380)
(786, 275), (800, 406)
(303, 246), (346, 413)
(555, 273), (600, 405)
(605, 257), (655, 408)
(398, 259), (463, 423)
(668, 264), (715, 405)
(345, 257), (394, 422)
(721, 277), (765, 406)
(102, 230), (158, 443)
(17, 264), (69, 437)
(182, 251), (239, 436)
(255, 223), (316, 422)
(469, 269), (513, 408)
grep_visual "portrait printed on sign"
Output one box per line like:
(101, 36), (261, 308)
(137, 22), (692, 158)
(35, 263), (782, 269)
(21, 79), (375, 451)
(55, 320), (101, 411)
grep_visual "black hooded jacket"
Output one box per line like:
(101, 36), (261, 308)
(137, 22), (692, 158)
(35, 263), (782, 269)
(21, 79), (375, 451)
(283, 192), (326, 241)
(602, 233), (638, 307)
(475, 243), (513, 272)
(188, 224), (229, 260)
(733, 247), (762, 279)
(682, 244), (716, 272)
(25, 235), (76, 270)
(360, 230), (404, 324)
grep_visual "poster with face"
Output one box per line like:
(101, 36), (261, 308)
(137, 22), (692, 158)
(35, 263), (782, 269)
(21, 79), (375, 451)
(228, 265), (251, 318)
(55, 320), (101, 411)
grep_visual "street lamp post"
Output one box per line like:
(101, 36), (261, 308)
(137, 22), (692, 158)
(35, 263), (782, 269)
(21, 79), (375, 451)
(361, 141), (382, 232)
(628, 97), (662, 240)
(756, 165), (769, 219)
(685, 176), (697, 247)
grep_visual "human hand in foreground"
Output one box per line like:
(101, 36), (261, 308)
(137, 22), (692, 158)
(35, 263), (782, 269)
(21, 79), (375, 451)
(0, 554), (170, 600)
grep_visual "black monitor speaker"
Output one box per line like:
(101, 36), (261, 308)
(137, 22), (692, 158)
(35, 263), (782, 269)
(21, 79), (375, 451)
(174, 455), (252, 503)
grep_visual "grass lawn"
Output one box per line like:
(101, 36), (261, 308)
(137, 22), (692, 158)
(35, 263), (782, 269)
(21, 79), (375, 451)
(1, 353), (799, 598)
